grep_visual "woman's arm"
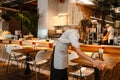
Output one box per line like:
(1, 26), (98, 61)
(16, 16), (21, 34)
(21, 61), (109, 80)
(103, 31), (110, 40)
(75, 48), (105, 70)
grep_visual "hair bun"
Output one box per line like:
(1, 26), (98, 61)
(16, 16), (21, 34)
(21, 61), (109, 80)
(81, 19), (92, 28)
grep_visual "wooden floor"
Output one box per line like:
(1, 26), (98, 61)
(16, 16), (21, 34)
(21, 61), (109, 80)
(0, 60), (93, 80)
(0, 61), (49, 80)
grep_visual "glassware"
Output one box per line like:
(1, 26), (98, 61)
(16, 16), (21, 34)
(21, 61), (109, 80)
(98, 48), (104, 59)
(19, 40), (22, 45)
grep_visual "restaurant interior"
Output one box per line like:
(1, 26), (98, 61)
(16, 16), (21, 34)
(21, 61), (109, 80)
(0, 0), (120, 80)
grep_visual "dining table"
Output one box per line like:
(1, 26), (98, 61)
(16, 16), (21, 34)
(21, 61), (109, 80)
(71, 53), (120, 80)
(0, 39), (12, 44)
(12, 46), (52, 76)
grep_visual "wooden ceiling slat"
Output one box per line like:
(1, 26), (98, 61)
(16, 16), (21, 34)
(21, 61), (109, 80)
(1, 0), (37, 12)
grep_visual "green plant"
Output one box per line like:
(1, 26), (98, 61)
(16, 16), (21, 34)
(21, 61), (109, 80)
(16, 12), (39, 37)
(1, 11), (39, 37)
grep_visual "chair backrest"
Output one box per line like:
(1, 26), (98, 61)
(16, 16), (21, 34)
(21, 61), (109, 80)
(35, 50), (52, 62)
(5, 45), (23, 54)
(68, 51), (79, 66)
(69, 51), (79, 60)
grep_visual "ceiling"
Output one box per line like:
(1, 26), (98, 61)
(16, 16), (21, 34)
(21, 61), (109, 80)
(0, 0), (120, 12)
(0, 0), (37, 12)
(93, 0), (120, 19)
(93, 0), (120, 9)
(0, 0), (120, 19)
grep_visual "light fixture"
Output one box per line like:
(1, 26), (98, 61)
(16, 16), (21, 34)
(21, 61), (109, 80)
(76, 0), (94, 5)
(53, 13), (68, 26)
(114, 7), (120, 13)
(53, 16), (59, 26)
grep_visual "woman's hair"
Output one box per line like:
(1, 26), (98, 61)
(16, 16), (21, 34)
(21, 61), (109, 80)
(78, 18), (92, 42)
(80, 18), (92, 32)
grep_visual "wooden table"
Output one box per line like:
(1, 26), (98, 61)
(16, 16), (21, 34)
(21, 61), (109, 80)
(71, 53), (120, 80)
(0, 39), (12, 44)
(12, 47), (52, 75)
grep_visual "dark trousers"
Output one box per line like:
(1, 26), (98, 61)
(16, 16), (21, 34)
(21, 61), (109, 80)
(108, 40), (113, 45)
(50, 47), (68, 80)
(102, 39), (113, 45)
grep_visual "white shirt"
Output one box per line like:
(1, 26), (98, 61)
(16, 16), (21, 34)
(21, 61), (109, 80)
(107, 26), (114, 40)
(54, 29), (80, 69)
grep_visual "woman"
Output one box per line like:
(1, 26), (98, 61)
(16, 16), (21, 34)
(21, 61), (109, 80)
(50, 19), (105, 80)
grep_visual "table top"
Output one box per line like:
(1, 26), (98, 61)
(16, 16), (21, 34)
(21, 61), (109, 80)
(71, 54), (120, 69)
(12, 47), (52, 54)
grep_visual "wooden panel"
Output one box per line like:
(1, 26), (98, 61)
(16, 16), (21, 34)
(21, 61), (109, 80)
(80, 44), (102, 52)
(79, 44), (120, 55)
(103, 46), (120, 54)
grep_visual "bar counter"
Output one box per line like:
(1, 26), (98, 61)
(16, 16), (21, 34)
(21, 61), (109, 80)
(71, 44), (120, 80)
(71, 53), (120, 80)
(80, 44), (120, 54)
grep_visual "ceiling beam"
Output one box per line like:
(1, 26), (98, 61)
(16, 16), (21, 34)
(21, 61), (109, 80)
(1, 0), (37, 7)
(0, 7), (27, 13)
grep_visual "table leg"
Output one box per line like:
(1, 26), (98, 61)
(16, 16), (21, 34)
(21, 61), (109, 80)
(94, 68), (100, 80)
(0, 40), (2, 43)
(24, 54), (31, 75)
(9, 40), (12, 44)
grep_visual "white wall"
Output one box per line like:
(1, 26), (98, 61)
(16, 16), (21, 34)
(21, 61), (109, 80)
(58, 0), (69, 13)
(38, 0), (58, 38)
(48, 0), (58, 30)
(37, 0), (69, 39)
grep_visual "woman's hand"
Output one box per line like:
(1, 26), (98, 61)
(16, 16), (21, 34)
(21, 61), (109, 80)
(75, 48), (105, 71)
(93, 60), (105, 70)
(102, 36), (107, 41)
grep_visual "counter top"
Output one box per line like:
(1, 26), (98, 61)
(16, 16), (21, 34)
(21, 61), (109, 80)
(80, 44), (120, 48)
(79, 44), (120, 54)
(71, 53), (120, 80)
